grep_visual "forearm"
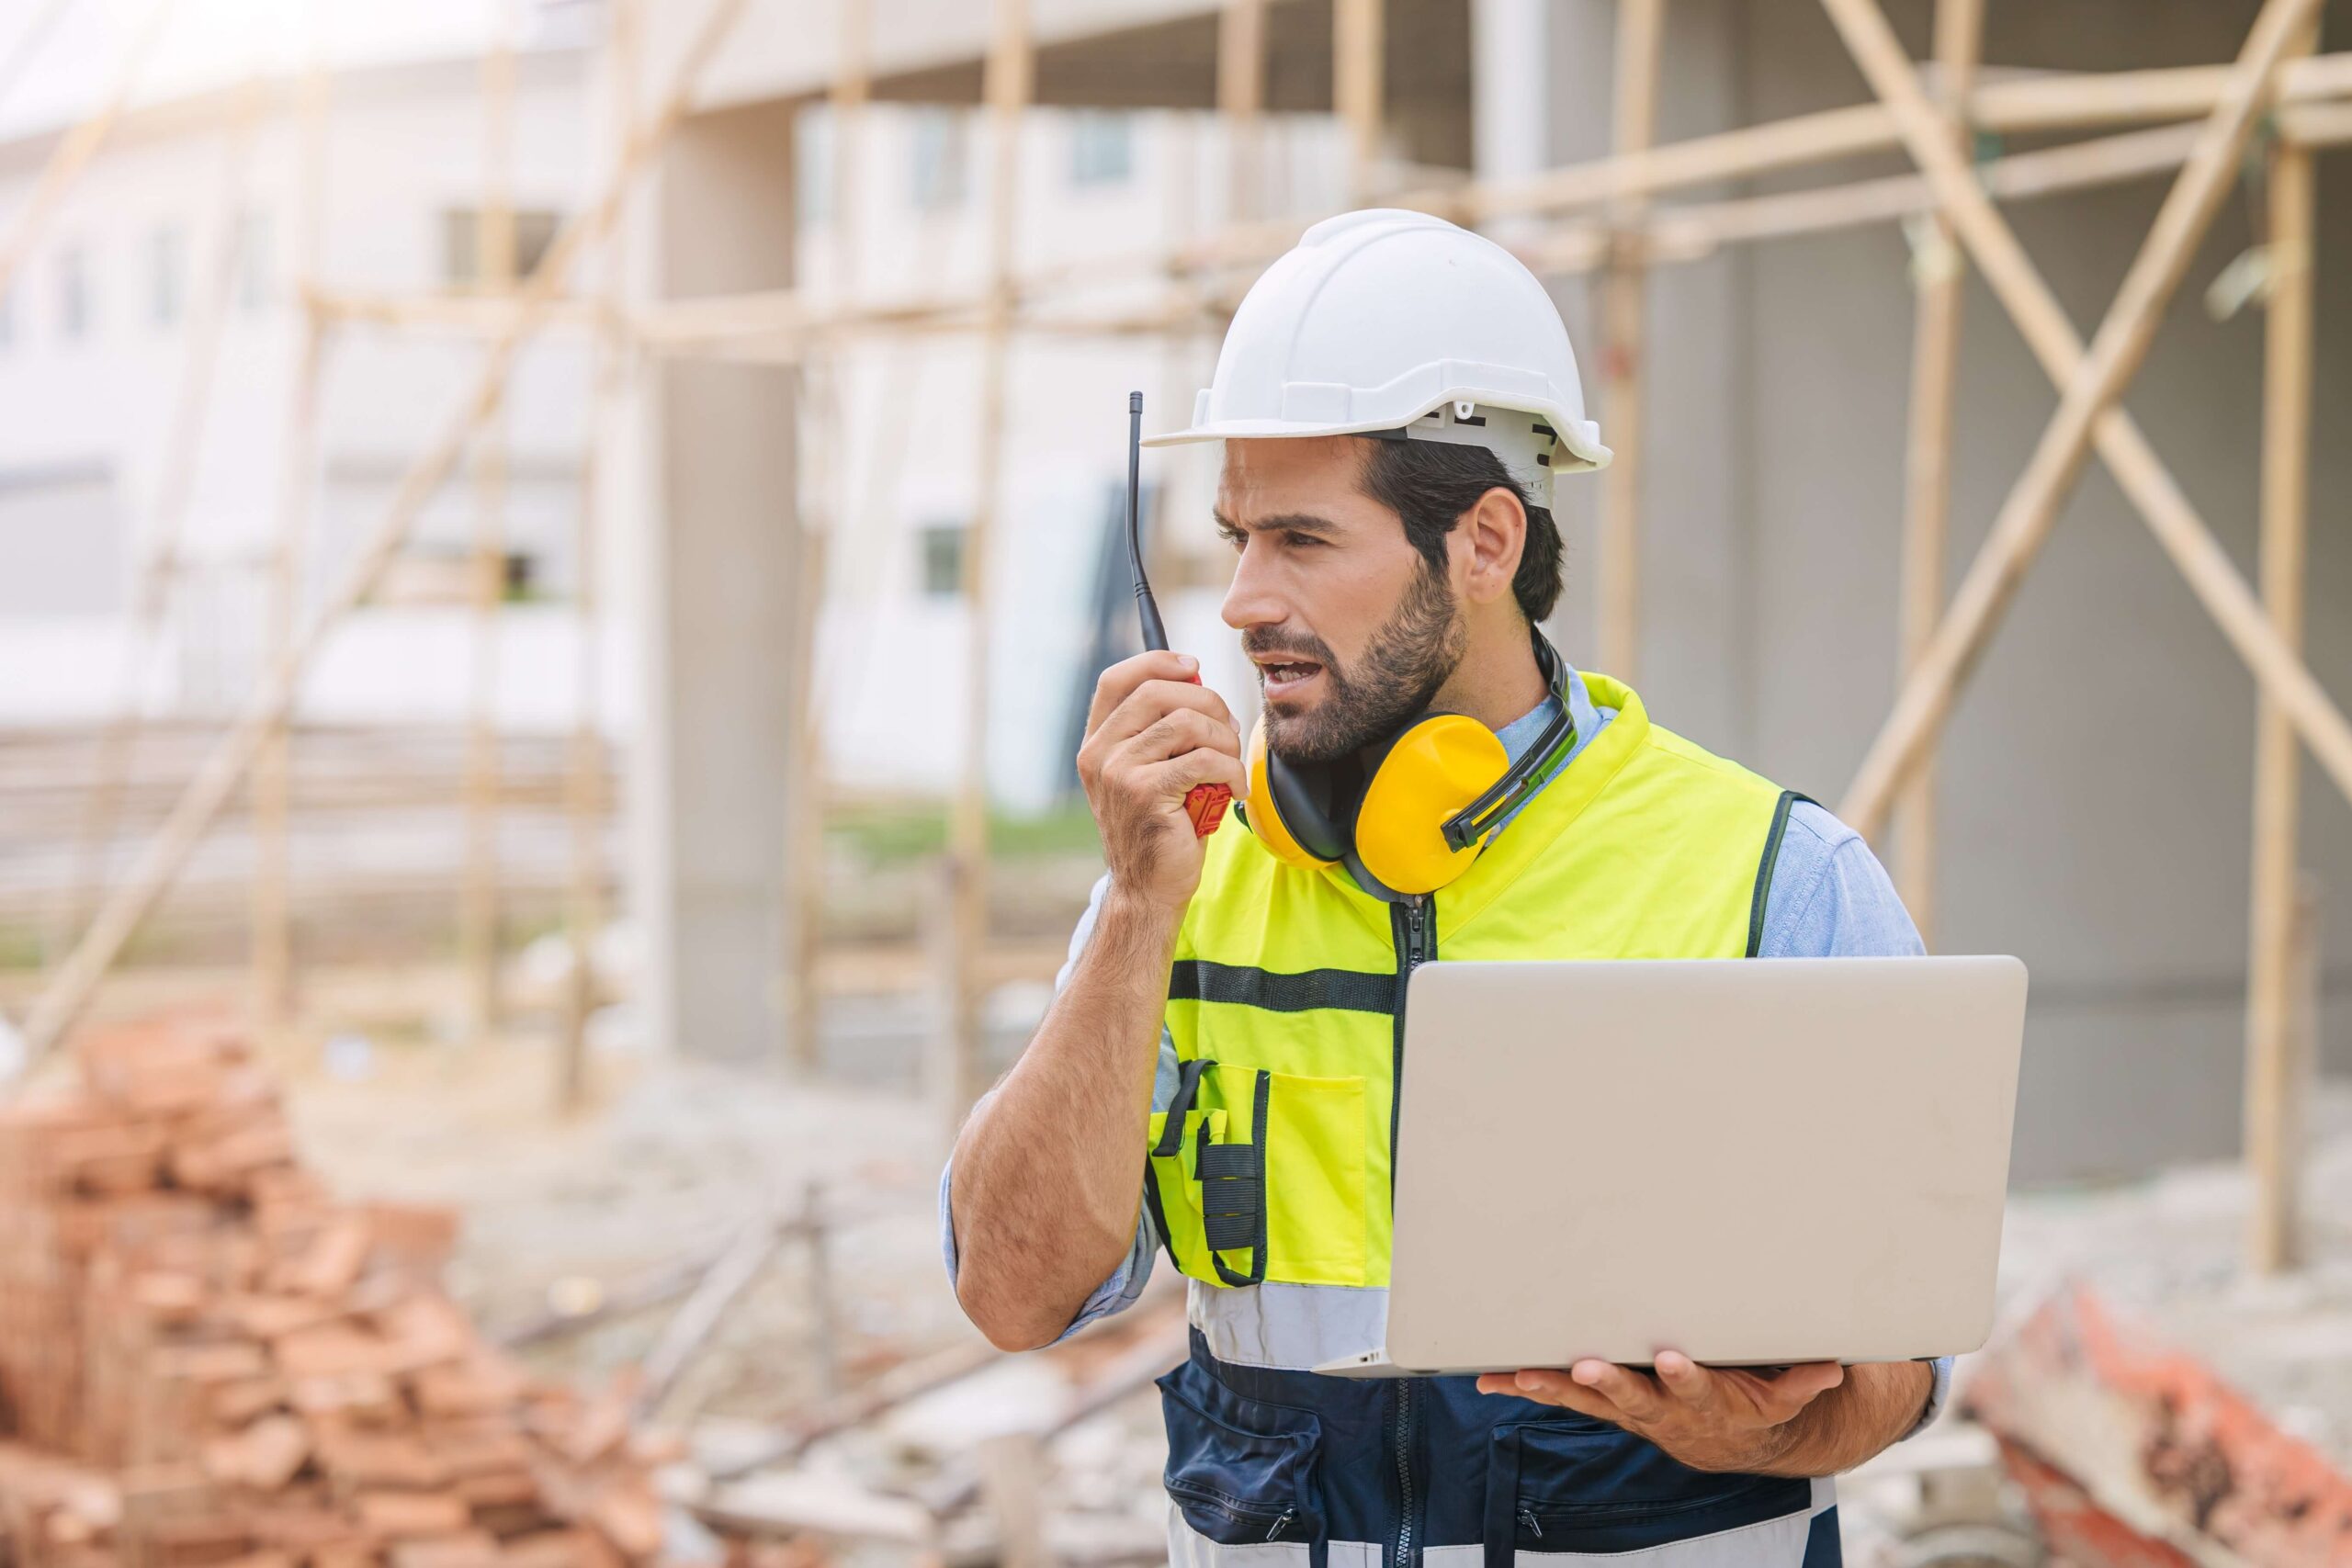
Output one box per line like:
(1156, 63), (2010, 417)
(949, 888), (1179, 1349)
(1747, 1361), (1934, 1477)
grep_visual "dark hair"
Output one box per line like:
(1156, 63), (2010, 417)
(1356, 437), (1565, 624)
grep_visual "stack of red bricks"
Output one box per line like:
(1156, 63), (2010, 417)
(0, 1020), (667, 1568)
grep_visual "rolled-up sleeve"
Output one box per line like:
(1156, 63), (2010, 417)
(938, 874), (1167, 1342)
(1759, 803), (1951, 1438)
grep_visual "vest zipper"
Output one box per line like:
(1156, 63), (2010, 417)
(1387, 893), (1433, 1568)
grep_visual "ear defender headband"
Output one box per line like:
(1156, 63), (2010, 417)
(1242, 632), (1575, 896)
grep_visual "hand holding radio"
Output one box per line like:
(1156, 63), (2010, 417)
(1077, 651), (1249, 911)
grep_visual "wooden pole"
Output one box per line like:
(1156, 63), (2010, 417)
(461, 1), (520, 1046)
(1821, 0), (2336, 839)
(11, 0), (758, 1063)
(253, 52), (333, 1036)
(0, 0), (174, 306)
(1218, 0), (1267, 221)
(2246, 22), (2318, 1277)
(68, 85), (264, 953)
(781, 0), (868, 1078)
(1334, 0), (1383, 202)
(1596, 0), (1665, 683)
(947, 0), (1033, 1133)
(556, 0), (640, 1112)
(1889, 0), (1982, 948)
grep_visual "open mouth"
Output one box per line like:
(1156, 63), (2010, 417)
(1256, 660), (1325, 701)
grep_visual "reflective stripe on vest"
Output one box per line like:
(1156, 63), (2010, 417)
(1147, 678), (1797, 1371)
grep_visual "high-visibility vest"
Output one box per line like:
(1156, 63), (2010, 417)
(1147, 675), (1799, 1346)
(1141, 677), (1842, 1568)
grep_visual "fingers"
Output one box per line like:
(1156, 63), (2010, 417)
(1093, 681), (1240, 759)
(1574, 1361), (1667, 1421)
(1086, 652), (1222, 737)
(1146, 746), (1250, 804)
(1475, 1371), (1629, 1427)
(1652, 1353), (1723, 1414)
(1111, 706), (1242, 773)
(1753, 1359), (1844, 1417)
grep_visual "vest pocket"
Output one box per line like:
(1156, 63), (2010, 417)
(1261, 1071), (1367, 1287)
(1157, 1364), (1323, 1551)
(1484, 1421), (1813, 1568)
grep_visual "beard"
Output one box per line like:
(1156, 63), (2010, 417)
(1247, 563), (1467, 766)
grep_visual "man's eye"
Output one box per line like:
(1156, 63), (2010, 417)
(1283, 531), (1324, 549)
(1217, 529), (1246, 552)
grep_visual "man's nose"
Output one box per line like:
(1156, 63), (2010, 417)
(1220, 541), (1287, 632)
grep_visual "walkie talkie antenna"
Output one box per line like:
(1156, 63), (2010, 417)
(1126, 391), (1170, 652)
(1123, 390), (1230, 838)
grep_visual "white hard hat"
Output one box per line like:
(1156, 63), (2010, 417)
(1144, 209), (1611, 504)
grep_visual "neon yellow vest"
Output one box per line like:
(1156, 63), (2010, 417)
(1143, 678), (1799, 1359)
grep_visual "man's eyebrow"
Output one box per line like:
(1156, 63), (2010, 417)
(1211, 509), (1345, 537)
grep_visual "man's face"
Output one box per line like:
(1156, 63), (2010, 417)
(1216, 436), (1465, 765)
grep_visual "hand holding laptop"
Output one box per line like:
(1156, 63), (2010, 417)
(1476, 1353), (1849, 1474)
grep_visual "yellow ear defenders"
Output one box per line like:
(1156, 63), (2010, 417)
(1240, 632), (1576, 896)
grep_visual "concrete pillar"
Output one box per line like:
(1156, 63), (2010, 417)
(630, 100), (804, 1061)
(1471, 0), (1550, 243)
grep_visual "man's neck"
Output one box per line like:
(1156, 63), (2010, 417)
(1430, 619), (1548, 732)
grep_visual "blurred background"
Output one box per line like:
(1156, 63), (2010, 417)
(0, 0), (2348, 1563)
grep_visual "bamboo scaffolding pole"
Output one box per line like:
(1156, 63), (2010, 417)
(66, 85), (265, 954)
(9, 0), (757, 1065)
(781, 0), (867, 1077)
(945, 0), (1033, 1131)
(1335, 0), (1383, 202)
(2247, 20), (2320, 1278)
(1824, 0), (2350, 841)
(1889, 0), (1981, 949)
(556, 0), (641, 1113)
(1217, 0), (1267, 220)
(460, 2), (521, 1046)
(0, 0), (175, 307)
(1596, 0), (1665, 683)
(252, 52), (334, 1034)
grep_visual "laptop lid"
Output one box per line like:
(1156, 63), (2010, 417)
(1382, 956), (2027, 1374)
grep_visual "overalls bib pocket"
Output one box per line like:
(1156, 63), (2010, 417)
(1158, 1359), (1324, 1565)
(1483, 1421), (1814, 1567)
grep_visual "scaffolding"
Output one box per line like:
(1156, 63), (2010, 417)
(7, 0), (2350, 1270)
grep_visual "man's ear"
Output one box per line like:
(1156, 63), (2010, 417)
(1456, 486), (1529, 607)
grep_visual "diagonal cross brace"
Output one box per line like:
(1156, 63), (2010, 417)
(1822, 0), (2346, 839)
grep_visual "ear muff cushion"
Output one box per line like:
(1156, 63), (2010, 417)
(1355, 715), (1510, 895)
(1246, 716), (1337, 870)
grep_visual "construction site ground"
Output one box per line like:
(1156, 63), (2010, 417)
(8, 962), (2352, 1564)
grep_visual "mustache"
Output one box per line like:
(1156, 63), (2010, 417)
(1240, 629), (1340, 668)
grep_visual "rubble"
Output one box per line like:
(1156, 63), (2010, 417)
(0, 1019), (670, 1568)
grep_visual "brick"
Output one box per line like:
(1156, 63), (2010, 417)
(355, 1492), (472, 1539)
(386, 1529), (504, 1568)
(199, 1417), (307, 1492)
(583, 1490), (662, 1561)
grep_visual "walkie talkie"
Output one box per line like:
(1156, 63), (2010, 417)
(1125, 391), (1231, 839)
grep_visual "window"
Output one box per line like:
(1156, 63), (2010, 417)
(442, 209), (562, 286)
(909, 110), (967, 212)
(1069, 111), (1134, 186)
(56, 244), (90, 341)
(918, 523), (966, 597)
(149, 223), (187, 327)
(235, 209), (273, 310)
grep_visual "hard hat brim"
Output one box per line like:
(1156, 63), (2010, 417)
(1143, 400), (1613, 476)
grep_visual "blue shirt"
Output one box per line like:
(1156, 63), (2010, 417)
(942, 660), (1949, 1432)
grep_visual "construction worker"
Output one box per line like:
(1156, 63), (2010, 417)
(943, 210), (1942, 1566)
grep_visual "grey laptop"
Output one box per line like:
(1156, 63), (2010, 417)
(1316, 956), (2028, 1378)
